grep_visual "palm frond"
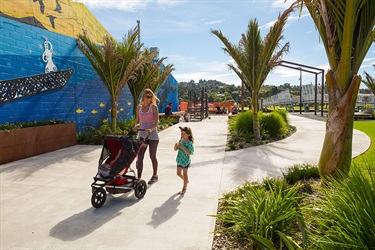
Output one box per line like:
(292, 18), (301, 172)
(362, 70), (375, 95)
(300, 0), (375, 76)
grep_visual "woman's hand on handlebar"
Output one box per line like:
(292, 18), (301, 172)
(132, 125), (148, 133)
(132, 124), (139, 132)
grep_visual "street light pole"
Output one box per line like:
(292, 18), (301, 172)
(136, 20), (140, 46)
(241, 81), (245, 112)
(299, 68), (302, 114)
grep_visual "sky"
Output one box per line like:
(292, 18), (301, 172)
(73, 0), (374, 87)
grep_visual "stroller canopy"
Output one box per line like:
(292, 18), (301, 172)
(100, 135), (142, 176)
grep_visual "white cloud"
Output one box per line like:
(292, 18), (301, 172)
(73, 0), (185, 12)
(288, 13), (310, 22)
(261, 9), (309, 30)
(272, 0), (295, 9)
(260, 20), (276, 30)
(73, 0), (149, 12)
(359, 57), (375, 72)
(204, 19), (226, 25)
(157, 0), (188, 8)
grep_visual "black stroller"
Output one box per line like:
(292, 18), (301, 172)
(91, 130), (148, 208)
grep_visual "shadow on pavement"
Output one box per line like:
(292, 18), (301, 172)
(147, 193), (183, 229)
(49, 194), (139, 241)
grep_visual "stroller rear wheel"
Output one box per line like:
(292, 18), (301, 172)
(134, 180), (147, 199)
(91, 188), (107, 208)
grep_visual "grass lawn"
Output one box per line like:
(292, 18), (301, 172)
(352, 120), (375, 170)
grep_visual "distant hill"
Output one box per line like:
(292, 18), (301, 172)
(178, 80), (301, 104)
(178, 79), (371, 105)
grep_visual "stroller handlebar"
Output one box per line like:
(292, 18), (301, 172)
(126, 128), (150, 141)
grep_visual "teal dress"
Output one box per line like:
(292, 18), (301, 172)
(176, 140), (194, 168)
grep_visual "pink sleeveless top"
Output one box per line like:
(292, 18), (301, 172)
(138, 104), (159, 140)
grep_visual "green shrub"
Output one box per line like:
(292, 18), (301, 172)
(0, 119), (67, 131)
(261, 112), (287, 138)
(228, 143), (236, 150)
(158, 116), (176, 130)
(215, 179), (307, 249)
(77, 117), (175, 145)
(231, 110), (253, 136)
(282, 163), (320, 185)
(229, 110), (290, 142)
(273, 109), (289, 124)
(306, 166), (375, 249)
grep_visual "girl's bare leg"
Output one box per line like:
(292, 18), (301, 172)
(177, 166), (184, 180)
(180, 168), (189, 195)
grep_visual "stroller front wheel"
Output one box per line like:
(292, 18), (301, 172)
(91, 188), (107, 208)
(134, 180), (147, 199)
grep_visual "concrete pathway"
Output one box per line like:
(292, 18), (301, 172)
(0, 114), (370, 249)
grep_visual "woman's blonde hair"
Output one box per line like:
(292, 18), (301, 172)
(140, 88), (158, 105)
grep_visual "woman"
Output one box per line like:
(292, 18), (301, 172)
(133, 89), (160, 184)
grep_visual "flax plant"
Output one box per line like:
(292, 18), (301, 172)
(215, 179), (307, 249)
(306, 166), (375, 249)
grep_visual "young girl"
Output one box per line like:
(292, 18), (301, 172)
(174, 126), (194, 195)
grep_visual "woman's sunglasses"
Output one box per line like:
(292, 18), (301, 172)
(145, 95), (152, 99)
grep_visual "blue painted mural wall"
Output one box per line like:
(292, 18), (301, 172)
(156, 67), (179, 113)
(0, 16), (179, 132)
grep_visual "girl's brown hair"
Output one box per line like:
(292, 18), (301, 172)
(179, 126), (194, 143)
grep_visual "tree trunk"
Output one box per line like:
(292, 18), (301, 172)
(133, 99), (139, 120)
(252, 93), (261, 140)
(110, 101), (117, 132)
(318, 70), (361, 177)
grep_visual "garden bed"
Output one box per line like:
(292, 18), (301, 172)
(0, 122), (76, 164)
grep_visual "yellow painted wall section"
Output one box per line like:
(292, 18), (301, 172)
(0, 0), (110, 44)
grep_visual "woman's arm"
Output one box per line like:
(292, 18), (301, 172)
(133, 106), (140, 131)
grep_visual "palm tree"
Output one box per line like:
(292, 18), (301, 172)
(298, 0), (375, 177)
(211, 5), (294, 140)
(128, 49), (174, 118)
(77, 29), (149, 132)
(362, 69), (375, 95)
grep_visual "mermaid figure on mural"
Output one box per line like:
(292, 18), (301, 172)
(42, 36), (57, 73)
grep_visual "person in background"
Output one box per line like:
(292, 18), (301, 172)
(133, 88), (160, 184)
(165, 102), (173, 116)
(231, 104), (238, 115)
(182, 109), (190, 122)
(174, 126), (194, 195)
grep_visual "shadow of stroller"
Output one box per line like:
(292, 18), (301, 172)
(147, 193), (183, 229)
(49, 194), (139, 241)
